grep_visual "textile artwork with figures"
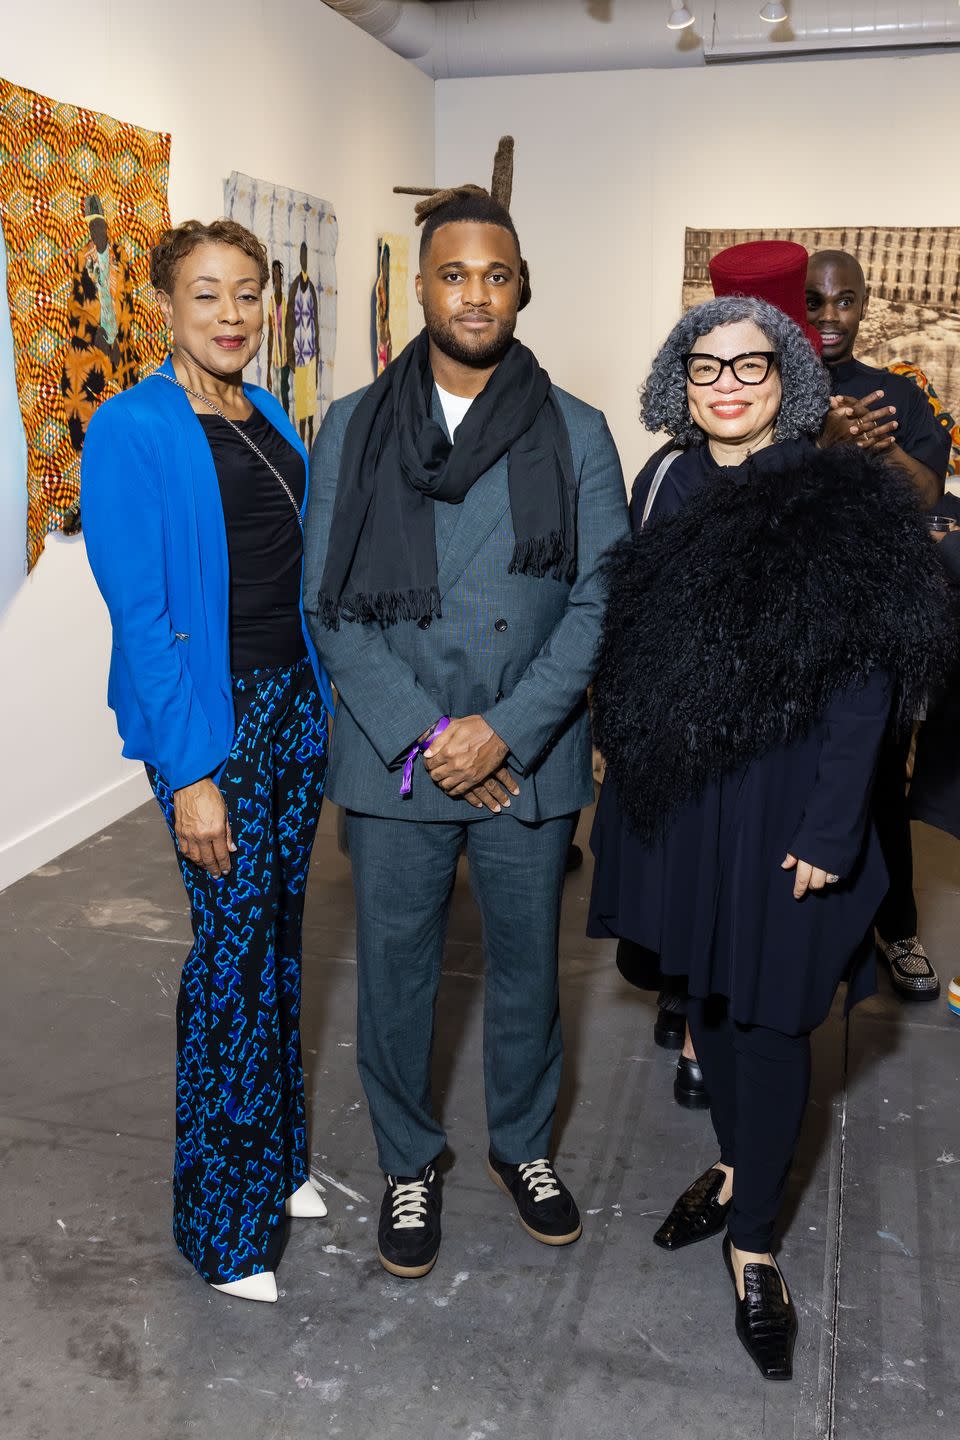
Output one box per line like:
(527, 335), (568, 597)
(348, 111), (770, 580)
(684, 226), (960, 485)
(0, 77), (170, 567)
(372, 232), (410, 378)
(224, 171), (337, 451)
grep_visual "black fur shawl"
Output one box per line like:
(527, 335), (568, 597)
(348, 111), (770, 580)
(592, 439), (955, 839)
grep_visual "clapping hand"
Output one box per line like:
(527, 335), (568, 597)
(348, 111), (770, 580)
(820, 391), (898, 454)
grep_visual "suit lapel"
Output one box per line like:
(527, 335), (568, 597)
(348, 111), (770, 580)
(431, 387), (511, 598)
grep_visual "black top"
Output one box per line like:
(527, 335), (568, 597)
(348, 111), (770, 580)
(198, 408), (307, 671)
(828, 356), (951, 480)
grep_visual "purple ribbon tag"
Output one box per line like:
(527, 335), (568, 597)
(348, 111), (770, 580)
(401, 716), (450, 798)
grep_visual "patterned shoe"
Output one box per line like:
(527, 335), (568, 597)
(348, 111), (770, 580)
(877, 935), (941, 1001)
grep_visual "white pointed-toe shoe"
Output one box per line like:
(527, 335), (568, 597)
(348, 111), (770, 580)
(285, 1179), (328, 1218)
(211, 1271), (279, 1304)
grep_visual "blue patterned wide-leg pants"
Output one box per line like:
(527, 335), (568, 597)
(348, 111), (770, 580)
(148, 658), (328, 1284)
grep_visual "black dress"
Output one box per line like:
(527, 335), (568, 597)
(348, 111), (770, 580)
(588, 443), (891, 1035)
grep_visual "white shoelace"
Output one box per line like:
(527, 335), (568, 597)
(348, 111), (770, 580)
(389, 1169), (434, 1230)
(518, 1159), (560, 1204)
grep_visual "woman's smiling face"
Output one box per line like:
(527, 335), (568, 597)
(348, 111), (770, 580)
(685, 320), (782, 450)
(157, 241), (265, 379)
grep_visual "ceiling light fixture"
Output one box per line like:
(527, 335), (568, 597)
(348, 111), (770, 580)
(759, 3), (788, 20)
(667, 6), (696, 30)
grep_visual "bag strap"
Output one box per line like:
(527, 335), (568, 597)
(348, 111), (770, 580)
(641, 448), (683, 529)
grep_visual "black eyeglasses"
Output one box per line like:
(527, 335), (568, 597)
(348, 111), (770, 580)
(683, 351), (777, 385)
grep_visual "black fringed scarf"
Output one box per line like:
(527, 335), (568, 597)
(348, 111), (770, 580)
(592, 439), (957, 841)
(316, 329), (576, 628)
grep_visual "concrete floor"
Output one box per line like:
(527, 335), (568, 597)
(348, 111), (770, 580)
(1, 802), (958, 1440)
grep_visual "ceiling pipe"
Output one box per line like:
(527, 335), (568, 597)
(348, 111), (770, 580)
(320, 0), (436, 61)
(320, 0), (706, 75)
(320, 1), (960, 79)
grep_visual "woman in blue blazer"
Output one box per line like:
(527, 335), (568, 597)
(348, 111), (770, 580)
(82, 219), (334, 1304)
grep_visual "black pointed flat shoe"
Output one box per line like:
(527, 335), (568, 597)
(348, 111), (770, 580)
(723, 1236), (797, 1381)
(653, 1166), (731, 1251)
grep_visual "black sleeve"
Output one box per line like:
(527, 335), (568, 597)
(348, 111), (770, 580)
(897, 378), (952, 480)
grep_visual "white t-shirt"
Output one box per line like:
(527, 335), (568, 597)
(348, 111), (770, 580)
(435, 383), (474, 439)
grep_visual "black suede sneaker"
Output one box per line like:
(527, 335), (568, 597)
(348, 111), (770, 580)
(487, 1153), (582, 1246)
(377, 1165), (442, 1279)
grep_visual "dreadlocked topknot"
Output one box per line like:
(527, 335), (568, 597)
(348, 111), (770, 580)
(393, 137), (531, 308)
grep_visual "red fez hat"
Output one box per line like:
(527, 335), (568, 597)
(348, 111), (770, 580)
(709, 240), (823, 355)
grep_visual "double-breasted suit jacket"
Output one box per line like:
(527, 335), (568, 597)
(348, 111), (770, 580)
(302, 385), (629, 821)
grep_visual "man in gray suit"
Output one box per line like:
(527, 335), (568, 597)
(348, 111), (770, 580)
(303, 187), (628, 1279)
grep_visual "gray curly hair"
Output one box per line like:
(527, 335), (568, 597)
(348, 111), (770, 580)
(640, 295), (830, 446)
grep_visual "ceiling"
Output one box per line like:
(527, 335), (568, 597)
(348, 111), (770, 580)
(321, 2), (960, 77)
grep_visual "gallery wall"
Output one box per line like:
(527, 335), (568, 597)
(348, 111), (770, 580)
(435, 53), (960, 487)
(0, 0), (434, 890)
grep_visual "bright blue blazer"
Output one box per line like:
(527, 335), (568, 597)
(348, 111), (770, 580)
(81, 355), (334, 790)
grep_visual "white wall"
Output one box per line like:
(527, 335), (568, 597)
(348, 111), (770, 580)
(0, 0), (434, 890)
(4, 39), (960, 888)
(436, 54), (960, 487)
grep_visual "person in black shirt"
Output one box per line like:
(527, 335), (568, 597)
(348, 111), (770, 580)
(806, 250), (952, 1001)
(83, 219), (334, 1304)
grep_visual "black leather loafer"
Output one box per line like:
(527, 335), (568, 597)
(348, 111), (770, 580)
(674, 1054), (710, 1109)
(653, 1166), (731, 1250)
(723, 1236), (797, 1380)
(654, 1001), (685, 1050)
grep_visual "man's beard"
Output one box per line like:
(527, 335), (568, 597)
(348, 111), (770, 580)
(424, 310), (516, 369)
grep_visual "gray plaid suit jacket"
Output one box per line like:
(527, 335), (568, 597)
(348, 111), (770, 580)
(302, 383), (628, 822)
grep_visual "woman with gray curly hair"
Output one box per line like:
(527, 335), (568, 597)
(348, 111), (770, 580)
(588, 292), (951, 1379)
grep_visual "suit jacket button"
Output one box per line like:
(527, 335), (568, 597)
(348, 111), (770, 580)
(495, 690), (504, 703)
(494, 618), (508, 633)
(417, 616), (432, 630)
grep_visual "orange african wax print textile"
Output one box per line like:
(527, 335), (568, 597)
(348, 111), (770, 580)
(889, 361), (960, 479)
(0, 78), (170, 568)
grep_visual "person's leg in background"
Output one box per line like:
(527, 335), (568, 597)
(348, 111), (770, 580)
(873, 729), (940, 999)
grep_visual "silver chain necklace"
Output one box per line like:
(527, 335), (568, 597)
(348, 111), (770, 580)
(152, 369), (303, 529)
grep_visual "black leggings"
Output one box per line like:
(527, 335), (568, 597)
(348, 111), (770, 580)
(687, 997), (811, 1253)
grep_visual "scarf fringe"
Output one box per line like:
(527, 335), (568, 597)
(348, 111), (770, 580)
(509, 531), (576, 581)
(317, 586), (442, 631)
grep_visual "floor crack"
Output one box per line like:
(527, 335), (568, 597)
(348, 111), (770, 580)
(826, 1015), (850, 1440)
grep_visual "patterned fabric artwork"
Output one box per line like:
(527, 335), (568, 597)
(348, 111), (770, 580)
(683, 226), (960, 493)
(372, 232), (410, 378)
(888, 361), (960, 479)
(0, 78), (170, 568)
(224, 172), (337, 451)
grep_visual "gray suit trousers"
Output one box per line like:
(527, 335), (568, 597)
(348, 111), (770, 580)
(346, 810), (578, 1176)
